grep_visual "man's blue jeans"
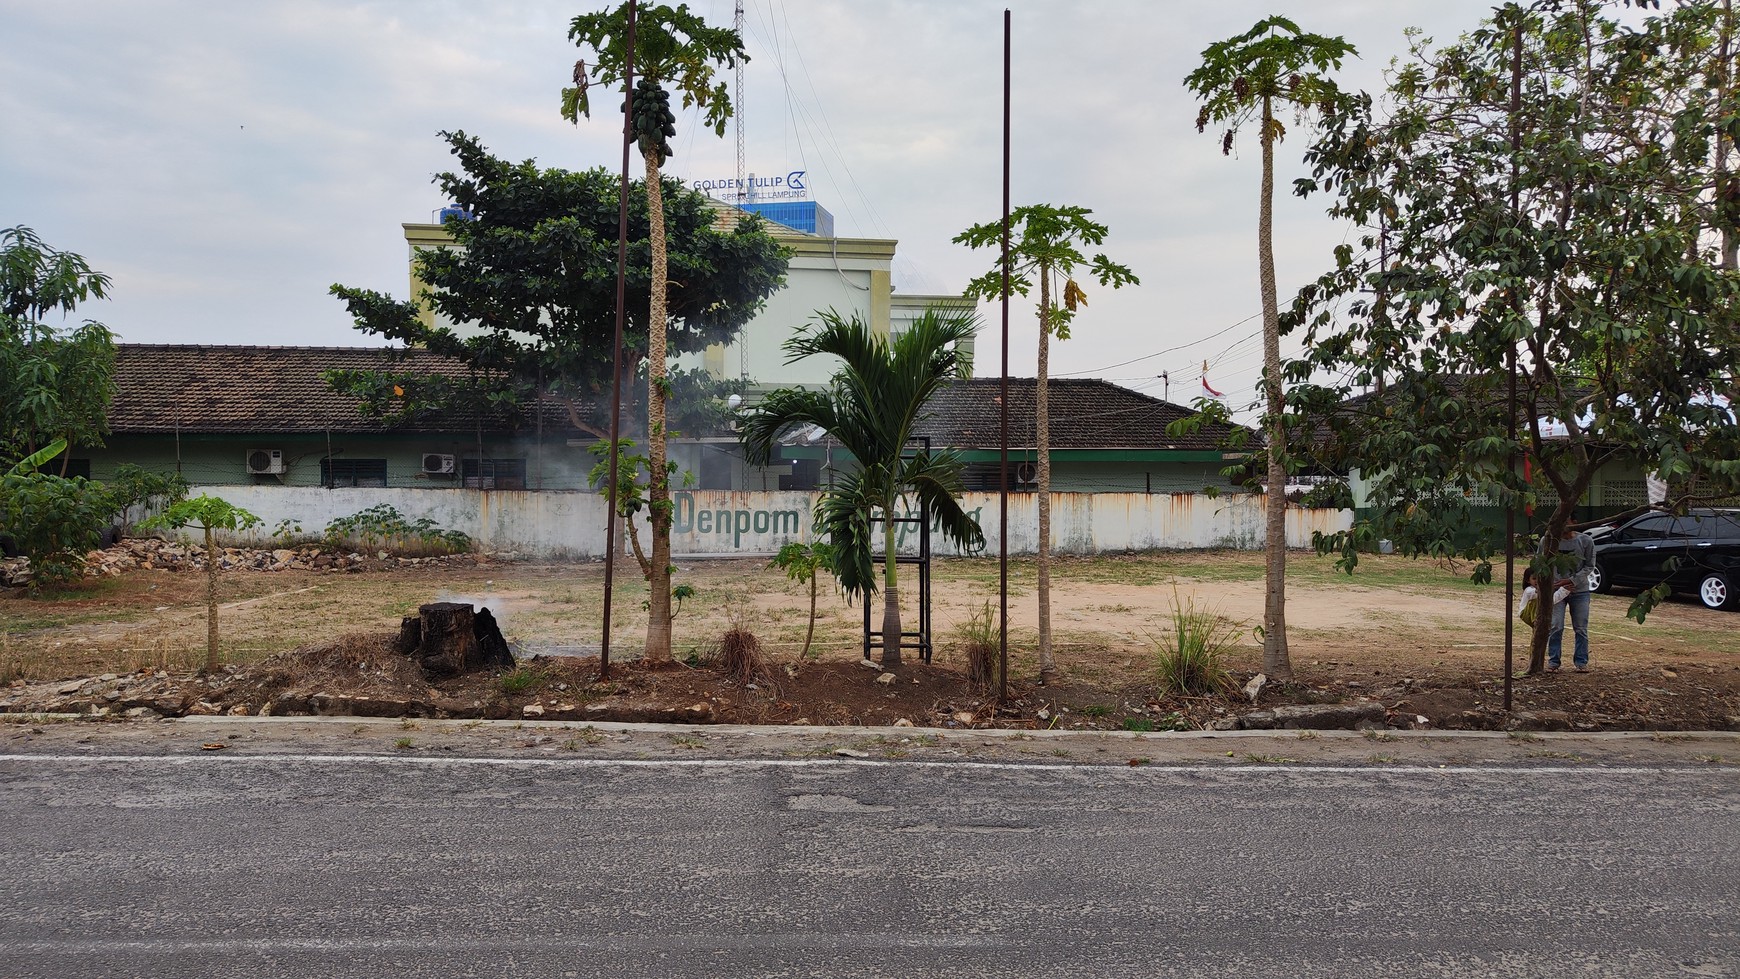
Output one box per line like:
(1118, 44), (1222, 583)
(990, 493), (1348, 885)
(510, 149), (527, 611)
(1548, 589), (1591, 669)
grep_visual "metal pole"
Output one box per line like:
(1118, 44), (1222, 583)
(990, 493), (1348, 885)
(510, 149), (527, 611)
(601, 0), (638, 681)
(1503, 10), (1521, 710)
(998, 8), (1011, 704)
(1496, 9), (1524, 712)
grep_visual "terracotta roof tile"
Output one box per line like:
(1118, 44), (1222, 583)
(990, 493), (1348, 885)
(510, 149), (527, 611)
(912, 378), (1255, 452)
(107, 344), (557, 435)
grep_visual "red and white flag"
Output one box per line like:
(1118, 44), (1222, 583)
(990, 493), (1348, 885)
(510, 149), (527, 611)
(1200, 361), (1225, 399)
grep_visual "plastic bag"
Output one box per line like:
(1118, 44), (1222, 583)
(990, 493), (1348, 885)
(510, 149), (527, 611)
(1520, 597), (1539, 627)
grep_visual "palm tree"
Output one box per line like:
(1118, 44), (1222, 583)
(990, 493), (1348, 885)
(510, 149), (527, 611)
(955, 206), (1136, 680)
(741, 310), (984, 668)
(564, 3), (747, 665)
(1186, 17), (1355, 681)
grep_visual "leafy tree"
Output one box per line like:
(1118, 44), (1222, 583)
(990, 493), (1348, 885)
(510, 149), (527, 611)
(771, 540), (838, 661)
(0, 439), (115, 588)
(329, 131), (784, 441)
(1284, 2), (1740, 670)
(108, 464), (188, 538)
(956, 206), (1136, 680)
(564, 3), (750, 666)
(0, 227), (117, 469)
(143, 496), (262, 672)
(741, 310), (984, 668)
(1186, 17), (1357, 681)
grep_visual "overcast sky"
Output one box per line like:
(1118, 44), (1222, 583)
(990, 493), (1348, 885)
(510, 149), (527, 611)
(2, 0), (1493, 411)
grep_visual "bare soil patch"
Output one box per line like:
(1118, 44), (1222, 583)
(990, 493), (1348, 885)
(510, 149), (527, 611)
(3, 547), (1738, 732)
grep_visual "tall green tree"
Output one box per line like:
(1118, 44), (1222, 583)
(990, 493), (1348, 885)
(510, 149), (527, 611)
(1284, 2), (1740, 669)
(955, 206), (1136, 680)
(1186, 18), (1357, 682)
(0, 227), (117, 469)
(741, 310), (984, 668)
(329, 131), (784, 441)
(564, 3), (749, 665)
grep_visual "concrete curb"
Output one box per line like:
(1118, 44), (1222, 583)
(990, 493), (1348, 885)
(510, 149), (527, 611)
(151, 714), (1740, 742)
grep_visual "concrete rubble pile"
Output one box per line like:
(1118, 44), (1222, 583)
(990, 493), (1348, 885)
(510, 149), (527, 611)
(1, 536), (485, 587)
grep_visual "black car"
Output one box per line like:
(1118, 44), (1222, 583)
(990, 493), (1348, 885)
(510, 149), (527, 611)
(1590, 508), (1740, 610)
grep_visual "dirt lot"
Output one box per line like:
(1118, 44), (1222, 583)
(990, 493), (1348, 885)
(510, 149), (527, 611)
(3, 547), (1739, 732)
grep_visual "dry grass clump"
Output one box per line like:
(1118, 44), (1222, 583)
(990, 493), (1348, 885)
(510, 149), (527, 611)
(955, 601), (1002, 694)
(269, 633), (399, 686)
(718, 626), (768, 685)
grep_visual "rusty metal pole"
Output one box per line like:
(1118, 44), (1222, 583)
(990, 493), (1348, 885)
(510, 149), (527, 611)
(998, 7), (1011, 704)
(601, 0), (638, 681)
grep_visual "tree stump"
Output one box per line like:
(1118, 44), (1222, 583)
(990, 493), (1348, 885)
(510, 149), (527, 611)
(397, 602), (514, 679)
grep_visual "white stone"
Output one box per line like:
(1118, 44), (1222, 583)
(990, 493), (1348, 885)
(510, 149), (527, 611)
(892, 718), (914, 727)
(875, 673), (896, 686)
(522, 704), (545, 717)
(1243, 673), (1268, 705)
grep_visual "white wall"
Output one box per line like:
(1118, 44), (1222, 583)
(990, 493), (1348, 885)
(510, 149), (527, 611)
(191, 486), (1352, 559)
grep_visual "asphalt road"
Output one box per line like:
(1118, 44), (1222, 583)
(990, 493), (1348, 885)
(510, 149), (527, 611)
(1, 729), (1737, 978)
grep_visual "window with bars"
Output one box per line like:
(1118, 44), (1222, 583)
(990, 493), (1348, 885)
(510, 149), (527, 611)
(461, 458), (526, 490)
(321, 459), (388, 488)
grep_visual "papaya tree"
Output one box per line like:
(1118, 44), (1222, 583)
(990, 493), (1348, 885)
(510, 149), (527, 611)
(564, 3), (750, 666)
(955, 206), (1136, 680)
(772, 540), (837, 661)
(1186, 18), (1357, 681)
(144, 496), (262, 672)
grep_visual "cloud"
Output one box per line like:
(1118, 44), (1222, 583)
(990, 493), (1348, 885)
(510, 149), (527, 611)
(1, 0), (1493, 385)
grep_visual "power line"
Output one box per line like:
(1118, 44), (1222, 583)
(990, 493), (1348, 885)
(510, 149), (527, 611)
(1053, 313), (1261, 377)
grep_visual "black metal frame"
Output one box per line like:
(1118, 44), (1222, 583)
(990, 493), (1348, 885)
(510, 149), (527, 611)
(863, 437), (934, 664)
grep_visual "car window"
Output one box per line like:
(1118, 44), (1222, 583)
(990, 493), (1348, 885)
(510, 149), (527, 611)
(1713, 515), (1740, 540)
(1618, 515), (1675, 541)
(1670, 516), (1711, 539)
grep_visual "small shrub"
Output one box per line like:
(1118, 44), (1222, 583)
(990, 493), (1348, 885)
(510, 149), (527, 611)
(1122, 716), (1155, 732)
(0, 471), (115, 587)
(393, 737), (413, 750)
(500, 666), (547, 695)
(717, 603), (768, 685)
(1153, 590), (1239, 697)
(322, 504), (472, 556)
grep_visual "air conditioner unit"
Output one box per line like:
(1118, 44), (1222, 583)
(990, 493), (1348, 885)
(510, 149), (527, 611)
(246, 449), (285, 475)
(421, 453), (457, 475)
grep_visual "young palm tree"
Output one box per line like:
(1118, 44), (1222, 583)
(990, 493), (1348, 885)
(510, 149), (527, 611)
(1186, 17), (1355, 681)
(564, 3), (747, 665)
(741, 310), (985, 668)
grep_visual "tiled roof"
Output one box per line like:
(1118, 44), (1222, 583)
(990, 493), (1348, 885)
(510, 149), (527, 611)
(107, 344), (562, 435)
(912, 378), (1255, 452)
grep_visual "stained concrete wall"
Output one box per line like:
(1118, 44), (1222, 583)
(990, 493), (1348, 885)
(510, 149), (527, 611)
(187, 486), (1353, 559)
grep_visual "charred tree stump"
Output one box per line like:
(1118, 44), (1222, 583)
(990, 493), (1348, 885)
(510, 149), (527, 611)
(473, 607), (514, 670)
(397, 602), (514, 679)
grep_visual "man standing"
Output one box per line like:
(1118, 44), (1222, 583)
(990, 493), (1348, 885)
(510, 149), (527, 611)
(1545, 525), (1596, 672)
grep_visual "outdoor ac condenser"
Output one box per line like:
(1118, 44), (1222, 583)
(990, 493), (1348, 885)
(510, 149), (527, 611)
(246, 449), (285, 475)
(421, 453), (456, 475)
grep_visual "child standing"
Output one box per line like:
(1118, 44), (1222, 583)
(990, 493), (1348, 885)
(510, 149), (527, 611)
(1518, 567), (1541, 627)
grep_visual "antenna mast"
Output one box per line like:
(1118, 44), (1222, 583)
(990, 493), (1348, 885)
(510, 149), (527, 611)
(734, 1), (747, 202)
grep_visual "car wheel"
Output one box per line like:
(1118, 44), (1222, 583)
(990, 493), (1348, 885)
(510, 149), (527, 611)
(1590, 562), (1610, 594)
(1697, 572), (1736, 611)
